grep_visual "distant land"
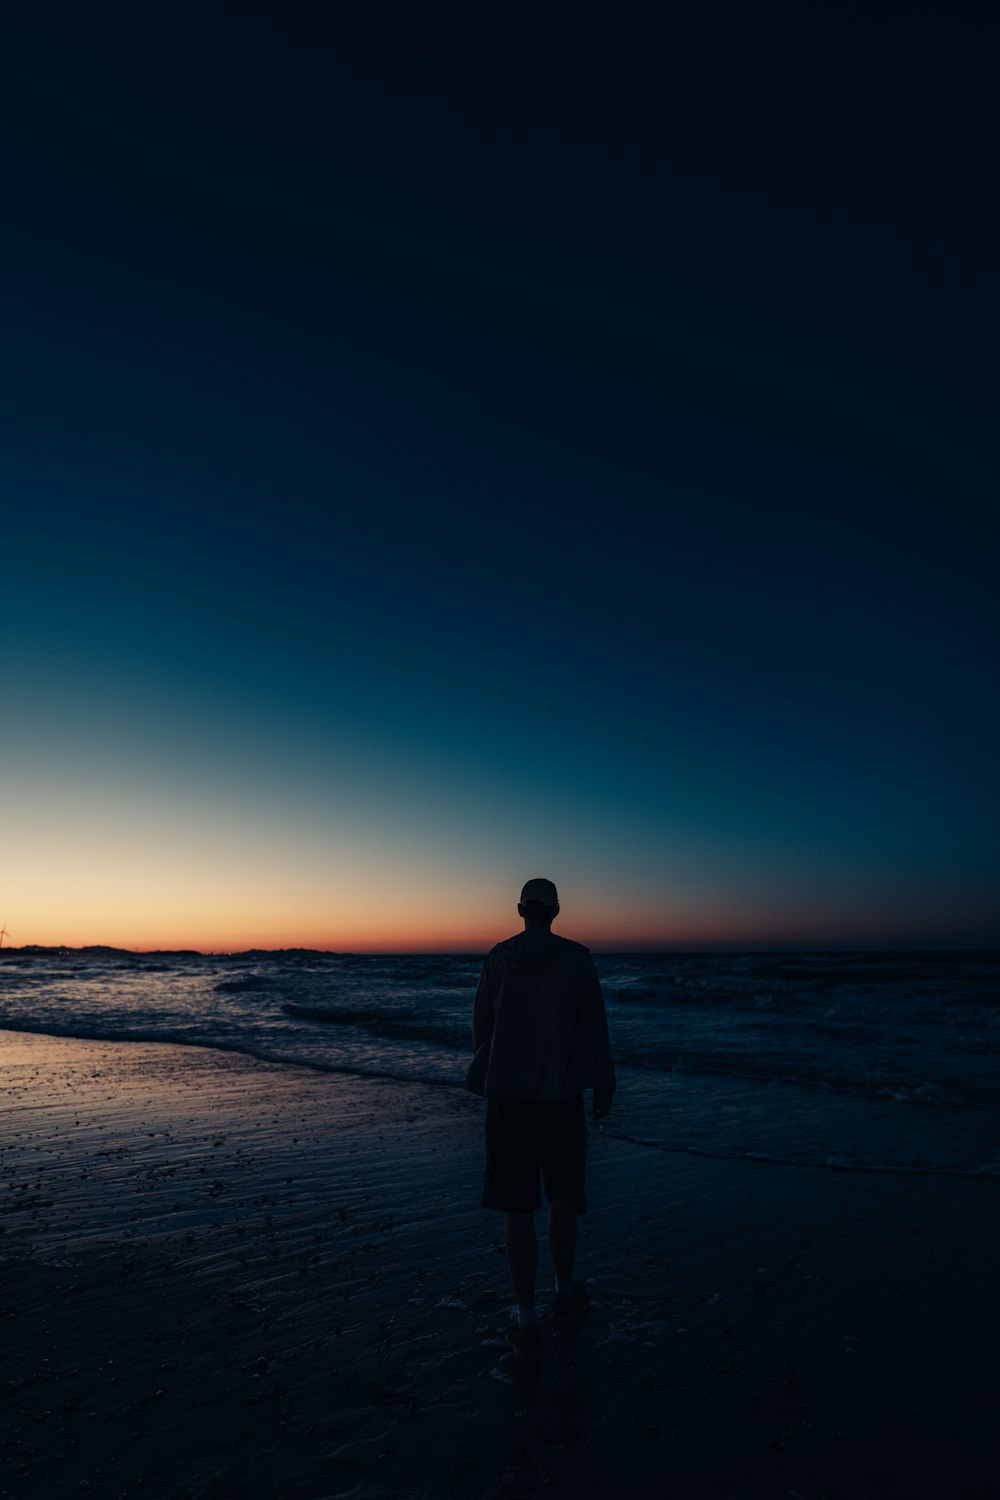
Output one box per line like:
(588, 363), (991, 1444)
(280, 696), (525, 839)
(1, 945), (352, 959)
(2, 944), (996, 959)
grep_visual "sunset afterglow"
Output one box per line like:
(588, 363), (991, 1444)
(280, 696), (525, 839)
(3, 5), (996, 956)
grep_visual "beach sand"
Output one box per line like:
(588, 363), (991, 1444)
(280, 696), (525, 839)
(1, 1032), (996, 1500)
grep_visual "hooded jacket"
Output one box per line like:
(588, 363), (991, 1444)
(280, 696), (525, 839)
(466, 929), (616, 1102)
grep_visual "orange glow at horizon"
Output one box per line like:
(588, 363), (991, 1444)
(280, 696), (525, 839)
(5, 888), (780, 953)
(8, 777), (993, 953)
(7, 896), (961, 954)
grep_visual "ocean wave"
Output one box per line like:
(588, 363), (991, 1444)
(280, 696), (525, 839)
(281, 1002), (467, 1049)
(721, 954), (997, 986)
(606, 1043), (998, 1107)
(0, 1018), (463, 1091)
(603, 1127), (1000, 1181)
(608, 982), (916, 1020)
(945, 991), (1000, 1011)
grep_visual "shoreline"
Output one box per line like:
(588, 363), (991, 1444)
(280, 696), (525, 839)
(3, 1020), (996, 1186)
(2, 1031), (997, 1498)
(0, 1018), (471, 1096)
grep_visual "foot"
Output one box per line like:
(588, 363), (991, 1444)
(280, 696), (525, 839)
(551, 1282), (589, 1333)
(505, 1318), (541, 1361)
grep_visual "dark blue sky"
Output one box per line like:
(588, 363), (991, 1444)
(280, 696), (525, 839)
(3, 3), (997, 948)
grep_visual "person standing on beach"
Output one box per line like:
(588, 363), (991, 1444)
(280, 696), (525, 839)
(467, 878), (616, 1360)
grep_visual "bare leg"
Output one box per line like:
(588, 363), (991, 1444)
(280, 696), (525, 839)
(504, 1211), (538, 1307)
(547, 1198), (577, 1282)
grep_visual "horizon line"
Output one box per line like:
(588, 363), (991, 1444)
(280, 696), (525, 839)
(3, 941), (998, 956)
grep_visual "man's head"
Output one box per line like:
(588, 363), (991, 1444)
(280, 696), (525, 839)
(518, 877), (559, 928)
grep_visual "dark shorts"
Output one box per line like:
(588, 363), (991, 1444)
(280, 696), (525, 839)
(481, 1095), (588, 1215)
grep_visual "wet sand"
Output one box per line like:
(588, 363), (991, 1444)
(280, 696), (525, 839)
(1, 1031), (997, 1499)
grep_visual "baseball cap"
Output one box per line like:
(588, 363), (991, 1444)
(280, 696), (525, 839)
(520, 878), (559, 908)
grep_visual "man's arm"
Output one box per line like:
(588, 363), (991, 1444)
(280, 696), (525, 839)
(472, 956), (495, 1056)
(466, 952), (496, 1095)
(578, 955), (616, 1118)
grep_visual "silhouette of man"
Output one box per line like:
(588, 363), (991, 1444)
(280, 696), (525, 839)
(467, 878), (616, 1359)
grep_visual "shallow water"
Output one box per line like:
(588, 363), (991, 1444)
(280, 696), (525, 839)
(2, 947), (997, 1176)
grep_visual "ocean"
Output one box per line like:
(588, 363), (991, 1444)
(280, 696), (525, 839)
(1, 947), (997, 1178)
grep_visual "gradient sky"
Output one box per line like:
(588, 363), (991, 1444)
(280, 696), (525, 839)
(3, 4), (997, 950)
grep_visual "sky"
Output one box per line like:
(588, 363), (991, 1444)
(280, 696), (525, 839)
(2, 3), (997, 951)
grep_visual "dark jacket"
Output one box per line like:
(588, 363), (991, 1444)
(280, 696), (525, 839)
(466, 929), (616, 1102)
